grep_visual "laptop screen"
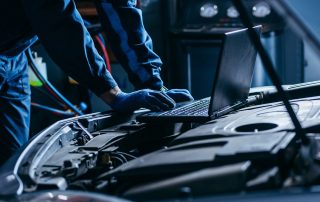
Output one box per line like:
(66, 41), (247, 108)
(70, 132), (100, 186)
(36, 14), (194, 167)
(209, 27), (259, 113)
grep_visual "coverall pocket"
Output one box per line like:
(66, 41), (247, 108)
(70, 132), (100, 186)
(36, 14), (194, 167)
(0, 53), (30, 99)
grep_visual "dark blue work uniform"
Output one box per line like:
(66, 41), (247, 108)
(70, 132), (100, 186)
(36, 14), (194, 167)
(0, 0), (163, 164)
(94, 0), (163, 90)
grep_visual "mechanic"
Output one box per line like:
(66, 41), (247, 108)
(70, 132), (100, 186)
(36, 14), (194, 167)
(0, 0), (193, 165)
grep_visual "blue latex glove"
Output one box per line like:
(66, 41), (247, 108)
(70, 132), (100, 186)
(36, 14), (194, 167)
(110, 90), (176, 112)
(164, 89), (194, 103)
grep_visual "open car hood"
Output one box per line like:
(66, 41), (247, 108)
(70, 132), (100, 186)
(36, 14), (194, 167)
(2, 93), (320, 201)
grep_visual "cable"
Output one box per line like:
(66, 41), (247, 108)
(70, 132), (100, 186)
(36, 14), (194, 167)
(31, 102), (75, 117)
(31, 86), (65, 108)
(28, 50), (66, 106)
(111, 156), (125, 165)
(27, 48), (83, 116)
(115, 151), (136, 160)
(83, 19), (112, 73)
(231, 0), (308, 145)
(136, 0), (141, 8)
(94, 35), (112, 73)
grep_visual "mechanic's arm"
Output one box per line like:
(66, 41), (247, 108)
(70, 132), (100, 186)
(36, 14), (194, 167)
(94, 0), (194, 102)
(94, 0), (162, 90)
(21, 0), (175, 112)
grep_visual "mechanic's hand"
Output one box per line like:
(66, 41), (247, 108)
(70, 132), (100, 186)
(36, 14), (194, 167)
(110, 89), (176, 112)
(164, 89), (194, 103)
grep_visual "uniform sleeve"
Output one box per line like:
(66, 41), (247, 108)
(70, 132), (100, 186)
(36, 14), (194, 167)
(94, 0), (163, 90)
(21, 0), (118, 96)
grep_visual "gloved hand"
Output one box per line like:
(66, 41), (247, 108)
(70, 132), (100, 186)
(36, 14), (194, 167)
(164, 89), (194, 103)
(110, 89), (176, 112)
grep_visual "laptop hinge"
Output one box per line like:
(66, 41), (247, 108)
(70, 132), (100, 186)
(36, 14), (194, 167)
(211, 100), (248, 119)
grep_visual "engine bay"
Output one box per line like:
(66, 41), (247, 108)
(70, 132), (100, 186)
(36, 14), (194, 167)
(7, 95), (320, 201)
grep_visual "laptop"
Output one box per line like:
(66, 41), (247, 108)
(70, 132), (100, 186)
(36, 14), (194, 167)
(137, 26), (260, 123)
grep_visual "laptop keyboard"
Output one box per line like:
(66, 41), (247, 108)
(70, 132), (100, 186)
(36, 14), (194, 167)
(161, 98), (210, 116)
